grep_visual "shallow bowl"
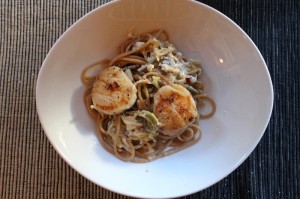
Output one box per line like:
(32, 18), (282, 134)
(36, 0), (273, 198)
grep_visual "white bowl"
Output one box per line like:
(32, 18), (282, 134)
(36, 0), (273, 198)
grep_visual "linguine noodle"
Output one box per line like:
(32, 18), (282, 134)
(81, 29), (216, 162)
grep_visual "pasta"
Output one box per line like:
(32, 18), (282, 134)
(81, 29), (216, 162)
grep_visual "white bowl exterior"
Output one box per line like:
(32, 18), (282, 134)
(36, 0), (273, 198)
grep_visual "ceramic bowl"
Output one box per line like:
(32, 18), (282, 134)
(36, 0), (273, 198)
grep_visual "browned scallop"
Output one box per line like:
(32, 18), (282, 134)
(153, 84), (198, 136)
(91, 66), (137, 115)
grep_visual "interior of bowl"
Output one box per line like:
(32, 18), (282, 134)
(36, 0), (273, 198)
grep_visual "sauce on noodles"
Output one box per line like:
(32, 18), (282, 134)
(81, 29), (216, 162)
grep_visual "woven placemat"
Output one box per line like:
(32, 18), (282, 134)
(0, 0), (299, 198)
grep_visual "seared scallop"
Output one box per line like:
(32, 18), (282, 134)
(153, 84), (198, 136)
(91, 66), (137, 115)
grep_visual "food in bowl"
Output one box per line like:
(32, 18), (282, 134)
(81, 29), (216, 162)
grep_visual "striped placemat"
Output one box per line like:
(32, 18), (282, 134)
(0, 0), (299, 198)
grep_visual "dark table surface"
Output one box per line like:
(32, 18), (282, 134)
(0, 0), (299, 198)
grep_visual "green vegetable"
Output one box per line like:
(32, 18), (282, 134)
(185, 85), (200, 94)
(136, 110), (160, 133)
(152, 76), (160, 88)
